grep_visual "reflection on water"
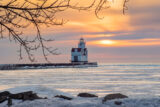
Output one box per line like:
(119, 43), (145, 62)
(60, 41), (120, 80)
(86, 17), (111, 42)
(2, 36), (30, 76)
(0, 63), (160, 97)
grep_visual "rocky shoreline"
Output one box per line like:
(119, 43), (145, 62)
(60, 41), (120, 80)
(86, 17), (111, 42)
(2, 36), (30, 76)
(0, 90), (128, 106)
(0, 86), (160, 107)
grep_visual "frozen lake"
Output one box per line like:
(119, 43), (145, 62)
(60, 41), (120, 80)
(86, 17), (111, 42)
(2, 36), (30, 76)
(0, 63), (160, 97)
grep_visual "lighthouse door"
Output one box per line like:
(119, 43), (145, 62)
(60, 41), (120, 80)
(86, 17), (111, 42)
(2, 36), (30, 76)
(74, 56), (78, 62)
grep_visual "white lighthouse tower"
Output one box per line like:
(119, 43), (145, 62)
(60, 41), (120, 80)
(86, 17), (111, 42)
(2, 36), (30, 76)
(71, 38), (88, 62)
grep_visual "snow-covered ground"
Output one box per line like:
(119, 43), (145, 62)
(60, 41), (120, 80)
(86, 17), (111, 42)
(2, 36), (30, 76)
(1, 85), (160, 107)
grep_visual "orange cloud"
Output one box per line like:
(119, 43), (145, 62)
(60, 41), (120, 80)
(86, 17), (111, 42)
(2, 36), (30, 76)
(82, 34), (114, 38)
(88, 38), (160, 47)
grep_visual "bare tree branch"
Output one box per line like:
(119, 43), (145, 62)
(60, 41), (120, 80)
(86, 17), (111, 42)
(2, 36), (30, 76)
(0, 0), (128, 62)
(123, 0), (129, 14)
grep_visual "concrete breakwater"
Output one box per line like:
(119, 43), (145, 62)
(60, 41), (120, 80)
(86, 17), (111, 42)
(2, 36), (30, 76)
(0, 62), (97, 70)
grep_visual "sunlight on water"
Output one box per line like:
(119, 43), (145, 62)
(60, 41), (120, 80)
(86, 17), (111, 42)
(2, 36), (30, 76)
(0, 63), (160, 97)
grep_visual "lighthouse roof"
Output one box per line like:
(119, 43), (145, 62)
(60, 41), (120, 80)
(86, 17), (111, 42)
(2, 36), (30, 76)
(80, 38), (85, 42)
(80, 37), (84, 40)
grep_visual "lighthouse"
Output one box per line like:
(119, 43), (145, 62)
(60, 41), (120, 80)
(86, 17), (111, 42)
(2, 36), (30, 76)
(71, 38), (88, 62)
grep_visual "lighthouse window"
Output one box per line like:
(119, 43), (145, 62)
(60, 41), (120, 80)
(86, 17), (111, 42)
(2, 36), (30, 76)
(72, 48), (75, 52)
(78, 48), (81, 52)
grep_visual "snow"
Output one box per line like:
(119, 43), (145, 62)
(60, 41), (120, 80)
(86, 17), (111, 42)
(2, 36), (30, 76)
(1, 85), (160, 107)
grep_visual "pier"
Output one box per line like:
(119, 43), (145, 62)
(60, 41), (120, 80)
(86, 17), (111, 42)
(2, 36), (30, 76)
(0, 62), (98, 70)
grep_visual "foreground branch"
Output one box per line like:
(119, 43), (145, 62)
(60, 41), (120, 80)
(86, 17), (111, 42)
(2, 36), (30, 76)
(0, 0), (128, 62)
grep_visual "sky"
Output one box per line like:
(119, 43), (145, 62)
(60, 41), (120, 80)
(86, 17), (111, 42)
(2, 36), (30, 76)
(0, 0), (160, 64)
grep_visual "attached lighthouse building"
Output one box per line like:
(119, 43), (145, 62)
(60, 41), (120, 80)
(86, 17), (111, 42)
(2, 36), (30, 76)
(71, 38), (88, 62)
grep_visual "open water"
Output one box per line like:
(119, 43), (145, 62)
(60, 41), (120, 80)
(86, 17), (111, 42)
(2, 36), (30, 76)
(0, 63), (160, 97)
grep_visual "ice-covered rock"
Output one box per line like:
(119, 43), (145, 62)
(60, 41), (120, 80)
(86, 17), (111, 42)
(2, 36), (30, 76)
(102, 93), (128, 103)
(5, 85), (72, 98)
(55, 95), (73, 100)
(77, 93), (98, 98)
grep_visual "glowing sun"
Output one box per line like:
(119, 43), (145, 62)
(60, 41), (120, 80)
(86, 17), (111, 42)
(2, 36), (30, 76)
(100, 40), (115, 45)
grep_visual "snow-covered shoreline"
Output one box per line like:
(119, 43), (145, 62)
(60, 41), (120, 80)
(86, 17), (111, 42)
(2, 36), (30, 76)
(0, 86), (160, 107)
